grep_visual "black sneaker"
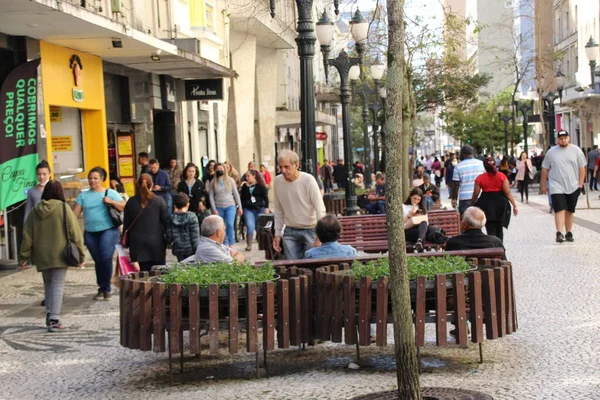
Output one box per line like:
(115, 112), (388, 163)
(103, 292), (112, 301)
(93, 291), (104, 301)
(414, 239), (424, 253)
(565, 232), (574, 242)
(556, 232), (565, 243)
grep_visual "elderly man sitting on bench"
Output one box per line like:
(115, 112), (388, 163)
(305, 215), (358, 259)
(445, 207), (505, 258)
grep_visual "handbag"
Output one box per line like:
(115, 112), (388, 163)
(105, 190), (123, 227)
(62, 202), (81, 266)
(120, 205), (145, 248)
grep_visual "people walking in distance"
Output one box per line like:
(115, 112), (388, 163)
(431, 157), (442, 187)
(499, 156), (510, 178)
(208, 163), (243, 246)
(24, 160), (51, 221)
(240, 169), (269, 251)
(444, 153), (457, 199)
(541, 130), (586, 243)
(137, 152), (150, 175)
(516, 151), (534, 203)
(20, 180), (85, 332)
(272, 150), (326, 260)
(587, 145), (598, 191)
(333, 159), (347, 189)
(418, 174), (440, 211)
(194, 215), (246, 263)
(203, 159), (216, 185)
(322, 159), (334, 192)
(123, 174), (171, 272)
(402, 188), (440, 253)
(471, 157), (518, 242)
(451, 145), (485, 216)
(260, 164), (272, 189)
(176, 163), (208, 225)
(366, 173), (386, 214)
(109, 174), (129, 202)
(165, 157), (182, 212)
(305, 215), (358, 259)
(73, 167), (125, 301)
(241, 161), (264, 183)
(223, 160), (242, 187)
(148, 159), (172, 205)
(445, 206), (506, 258)
(168, 193), (200, 262)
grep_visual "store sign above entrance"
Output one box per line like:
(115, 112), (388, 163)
(184, 79), (223, 101)
(0, 59), (40, 210)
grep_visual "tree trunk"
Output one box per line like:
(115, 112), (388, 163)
(386, 0), (422, 398)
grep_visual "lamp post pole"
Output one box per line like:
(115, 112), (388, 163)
(368, 97), (382, 174)
(326, 50), (362, 215)
(542, 92), (559, 147)
(515, 100), (534, 155)
(294, 0), (318, 179)
(352, 82), (373, 186)
(498, 115), (510, 156)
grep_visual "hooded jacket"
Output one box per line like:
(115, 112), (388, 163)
(168, 211), (200, 258)
(20, 200), (85, 271)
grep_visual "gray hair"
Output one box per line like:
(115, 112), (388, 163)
(277, 150), (299, 165)
(462, 207), (486, 229)
(201, 215), (225, 237)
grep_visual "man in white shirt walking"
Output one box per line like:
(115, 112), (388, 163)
(272, 150), (326, 260)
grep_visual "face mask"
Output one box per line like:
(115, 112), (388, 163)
(216, 170), (224, 177)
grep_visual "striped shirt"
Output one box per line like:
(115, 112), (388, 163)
(452, 158), (485, 201)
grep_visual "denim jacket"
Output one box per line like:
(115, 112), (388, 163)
(304, 241), (358, 259)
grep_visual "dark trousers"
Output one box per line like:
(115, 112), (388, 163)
(139, 260), (166, 272)
(486, 221), (504, 242)
(589, 169), (598, 190)
(405, 221), (428, 243)
(517, 180), (529, 201)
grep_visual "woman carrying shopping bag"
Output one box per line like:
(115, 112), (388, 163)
(20, 180), (85, 332)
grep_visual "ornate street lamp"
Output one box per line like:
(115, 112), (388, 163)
(496, 105), (511, 156)
(542, 71), (566, 147)
(316, 9), (368, 215)
(272, 0), (343, 178)
(585, 36), (599, 88)
(514, 88), (536, 155)
(369, 60), (385, 174)
(351, 80), (373, 186)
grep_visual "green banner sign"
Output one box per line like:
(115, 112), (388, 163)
(0, 59), (40, 210)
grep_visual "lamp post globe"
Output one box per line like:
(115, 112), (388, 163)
(585, 36), (599, 87)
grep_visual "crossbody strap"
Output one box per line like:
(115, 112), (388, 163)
(62, 202), (71, 241)
(124, 203), (145, 234)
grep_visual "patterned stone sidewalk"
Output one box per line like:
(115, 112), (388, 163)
(1, 201), (600, 399)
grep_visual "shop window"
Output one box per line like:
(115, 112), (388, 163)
(50, 106), (85, 174)
(205, 1), (215, 32)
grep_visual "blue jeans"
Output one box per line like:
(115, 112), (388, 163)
(243, 208), (265, 238)
(458, 199), (471, 215)
(217, 205), (237, 246)
(167, 192), (174, 215)
(424, 195), (434, 211)
(366, 200), (386, 214)
(85, 227), (120, 293)
(282, 227), (316, 260)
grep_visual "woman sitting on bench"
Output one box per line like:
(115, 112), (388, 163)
(403, 188), (437, 252)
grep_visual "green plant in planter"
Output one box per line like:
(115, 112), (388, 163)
(160, 262), (276, 287)
(351, 256), (472, 280)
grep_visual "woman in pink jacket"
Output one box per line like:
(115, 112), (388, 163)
(516, 151), (534, 203)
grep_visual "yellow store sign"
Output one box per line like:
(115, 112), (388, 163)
(51, 136), (73, 152)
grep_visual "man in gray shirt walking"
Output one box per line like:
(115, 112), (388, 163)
(541, 130), (586, 243)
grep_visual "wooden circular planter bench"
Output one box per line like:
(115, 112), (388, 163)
(119, 269), (315, 381)
(300, 257), (517, 364)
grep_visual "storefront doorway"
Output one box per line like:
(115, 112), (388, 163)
(153, 110), (176, 167)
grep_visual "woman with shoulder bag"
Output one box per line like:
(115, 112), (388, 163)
(516, 151), (534, 203)
(471, 157), (519, 242)
(123, 174), (171, 272)
(402, 188), (439, 252)
(73, 167), (126, 301)
(20, 181), (85, 332)
(240, 169), (270, 251)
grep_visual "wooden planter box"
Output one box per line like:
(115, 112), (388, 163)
(119, 270), (314, 357)
(307, 257), (517, 348)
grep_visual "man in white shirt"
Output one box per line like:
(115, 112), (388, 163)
(272, 150), (326, 260)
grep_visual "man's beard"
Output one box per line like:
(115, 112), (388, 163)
(558, 142), (569, 147)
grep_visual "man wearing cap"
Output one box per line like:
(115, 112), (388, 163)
(541, 130), (586, 243)
(451, 145), (485, 215)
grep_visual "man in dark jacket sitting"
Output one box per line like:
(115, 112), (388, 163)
(445, 206), (506, 258)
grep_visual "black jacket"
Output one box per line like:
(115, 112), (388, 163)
(240, 183), (269, 210)
(445, 229), (506, 259)
(123, 196), (171, 263)
(176, 179), (207, 214)
(168, 212), (200, 259)
(418, 183), (440, 202)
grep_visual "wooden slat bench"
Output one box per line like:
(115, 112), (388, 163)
(338, 210), (461, 253)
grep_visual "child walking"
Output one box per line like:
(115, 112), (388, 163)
(169, 193), (200, 261)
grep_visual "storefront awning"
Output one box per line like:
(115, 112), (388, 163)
(276, 110), (337, 128)
(0, 0), (233, 79)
